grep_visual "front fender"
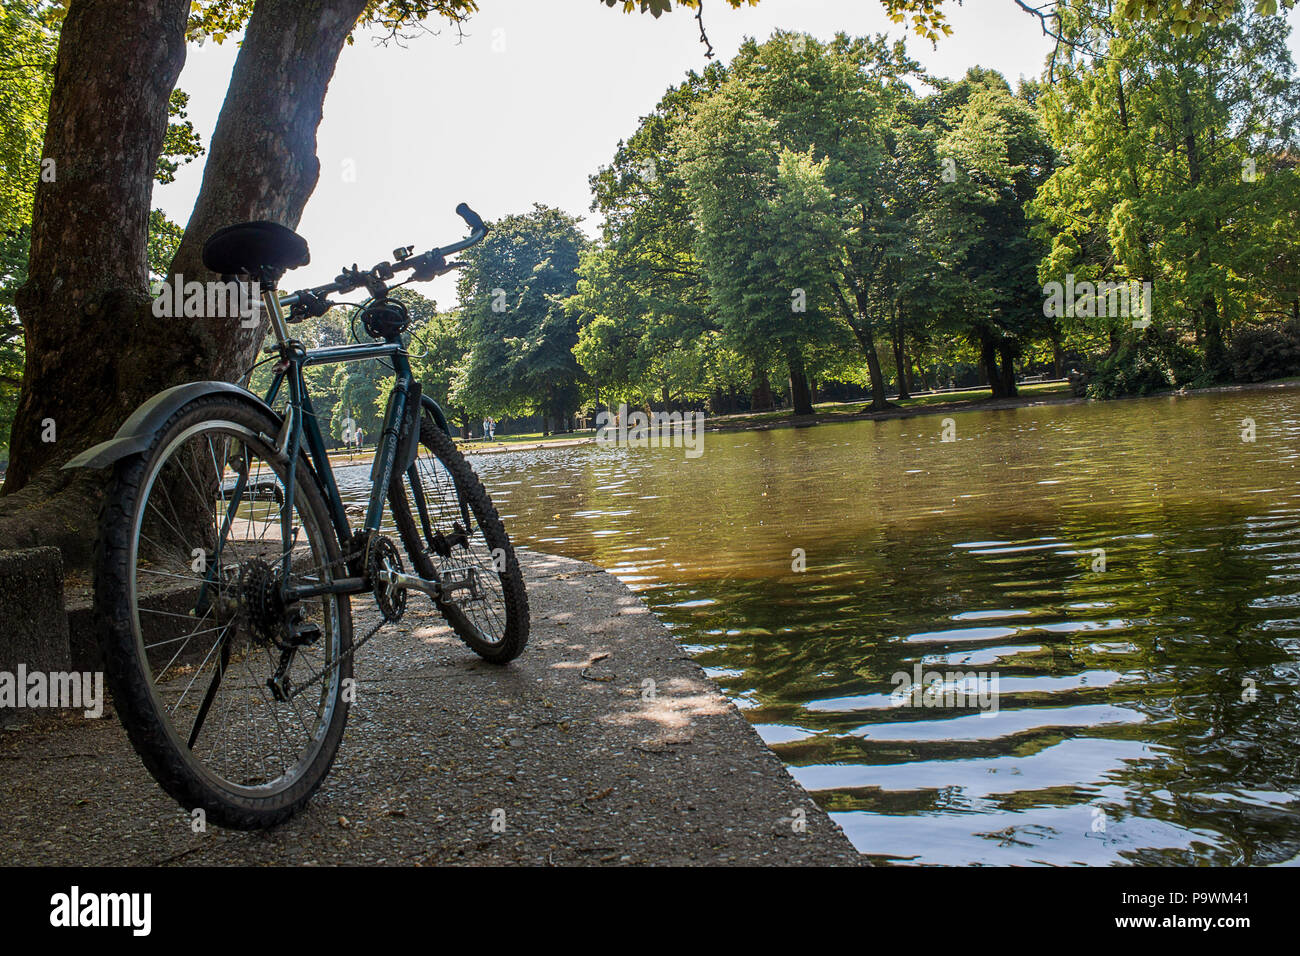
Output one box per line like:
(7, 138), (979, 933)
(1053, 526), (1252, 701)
(62, 381), (278, 471)
(421, 393), (453, 437)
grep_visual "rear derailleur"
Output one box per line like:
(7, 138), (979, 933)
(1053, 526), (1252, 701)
(239, 558), (322, 701)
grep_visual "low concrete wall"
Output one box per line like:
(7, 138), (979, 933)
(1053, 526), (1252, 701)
(64, 596), (100, 673)
(0, 547), (71, 680)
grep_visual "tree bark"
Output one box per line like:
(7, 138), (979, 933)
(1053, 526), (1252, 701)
(0, 0), (368, 562)
(891, 314), (910, 401)
(786, 348), (813, 416)
(997, 340), (1018, 397)
(168, 0), (369, 385)
(979, 330), (1005, 398)
(0, 0), (190, 557)
(1202, 294), (1226, 376)
(831, 283), (889, 411)
(750, 367), (773, 412)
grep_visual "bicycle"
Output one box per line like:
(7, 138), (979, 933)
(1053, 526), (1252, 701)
(65, 203), (529, 829)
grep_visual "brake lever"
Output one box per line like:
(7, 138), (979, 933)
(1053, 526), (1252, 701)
(288, 290), (334, 322)
(409, 250), (449, 282)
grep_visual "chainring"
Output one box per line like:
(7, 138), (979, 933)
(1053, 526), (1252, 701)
(366, 535), (407, 622)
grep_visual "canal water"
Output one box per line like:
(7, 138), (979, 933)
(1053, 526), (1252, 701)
(342, 388), (1300, 865)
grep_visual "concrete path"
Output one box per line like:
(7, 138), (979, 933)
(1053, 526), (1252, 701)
(0, 551), (861, 866)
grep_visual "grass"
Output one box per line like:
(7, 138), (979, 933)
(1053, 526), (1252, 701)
(444, 382), (1076, 449)
(455, 430), (595, 448)
(711, 380), (1072, 429)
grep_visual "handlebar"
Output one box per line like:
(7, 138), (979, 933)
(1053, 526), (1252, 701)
(280, 203), (488, 315)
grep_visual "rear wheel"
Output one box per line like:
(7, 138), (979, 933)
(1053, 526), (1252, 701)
(388, 403), (529, 663)
(95, 396), (351, 829)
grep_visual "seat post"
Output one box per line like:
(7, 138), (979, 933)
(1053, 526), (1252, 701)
(257, 267), (291, 348)
(259, 274), (291, 350)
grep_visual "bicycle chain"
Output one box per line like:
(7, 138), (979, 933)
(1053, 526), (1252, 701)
(284, 538), (390, 702)
(286, 614), (387, 701)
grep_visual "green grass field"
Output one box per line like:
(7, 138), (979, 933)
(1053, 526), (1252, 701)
(710, 381), (1072, 429)
(440, 382), (1074, 450)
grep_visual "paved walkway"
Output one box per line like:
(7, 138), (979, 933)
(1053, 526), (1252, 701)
(0, 551), (861, 866)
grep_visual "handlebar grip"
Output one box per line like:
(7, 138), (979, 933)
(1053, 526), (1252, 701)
(455, 202), (486, 235)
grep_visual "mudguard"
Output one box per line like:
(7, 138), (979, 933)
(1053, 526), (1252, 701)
(61, 381), (278, 471)
(421, 394), (453, 438)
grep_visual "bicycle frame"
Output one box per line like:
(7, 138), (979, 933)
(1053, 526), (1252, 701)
(256, 287), (419, 596)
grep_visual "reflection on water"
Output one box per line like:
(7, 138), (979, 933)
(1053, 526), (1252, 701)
(344, 389), (1300, 864)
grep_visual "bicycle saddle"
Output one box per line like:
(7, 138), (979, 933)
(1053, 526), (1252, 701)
(202, 221), (310, 281)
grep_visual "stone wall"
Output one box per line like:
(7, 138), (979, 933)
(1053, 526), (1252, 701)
(0, 547), (72, 680)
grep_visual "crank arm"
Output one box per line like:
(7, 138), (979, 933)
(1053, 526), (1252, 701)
(376, 567), (482, 602)
(375, 568), (441, 601)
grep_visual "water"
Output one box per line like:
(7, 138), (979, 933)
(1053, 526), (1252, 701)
(343, 389), (1300, 865)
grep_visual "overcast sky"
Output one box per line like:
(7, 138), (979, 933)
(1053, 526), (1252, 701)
(156, 0), (1300, 307)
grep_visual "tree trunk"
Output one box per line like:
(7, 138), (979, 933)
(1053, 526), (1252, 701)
(0, 0), (368, 563)
(0, 0), (190, 557)
(750, 368), (773, 412)
(856, 325), (889, 411)
(997, 340), (1018, 397)
(832, 284), (889, 411)
(786, 348), (814, 416)
(1202, 294), (1226, 376)
(979, 331), (1004, 398)
(168, 0), (369, 385)
(892, 316), (910, 401)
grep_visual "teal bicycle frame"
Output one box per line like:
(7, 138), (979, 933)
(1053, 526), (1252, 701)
(254, 288), (433, 599)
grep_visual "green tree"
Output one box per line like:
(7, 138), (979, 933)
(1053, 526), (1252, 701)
(456, 205), (588, 434)
(1033, 0), (1300, 380)
(922, 73), (1056, 396)
(573, 67), (730, 411)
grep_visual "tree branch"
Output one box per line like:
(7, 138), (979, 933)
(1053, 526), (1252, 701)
(1012, 0), (1105, 82)
(695, 0), (714, 59)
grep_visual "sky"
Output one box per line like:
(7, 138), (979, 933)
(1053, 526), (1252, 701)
(156, 0), (1300, 308)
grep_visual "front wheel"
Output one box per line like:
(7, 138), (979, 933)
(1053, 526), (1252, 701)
(388, 403), (529, 663)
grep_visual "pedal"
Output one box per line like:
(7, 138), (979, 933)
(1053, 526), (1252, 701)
(439, 566), (483, 602)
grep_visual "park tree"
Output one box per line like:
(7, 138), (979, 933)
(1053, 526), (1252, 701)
(1031, 0), (1300, 375)
(572, 67), (730, 411)
(456, 205), (588, 434)
(678, 33), (929, 412)
(0, 1), (201, 463)
(922, 73), (1056, 396)
(677, 75), (846, 415)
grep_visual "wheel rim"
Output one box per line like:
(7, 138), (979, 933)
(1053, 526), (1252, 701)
(403, 429), (512, 647)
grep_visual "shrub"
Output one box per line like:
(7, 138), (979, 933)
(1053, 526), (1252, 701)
(1227, 323), (1300, 383)
(1085, 330), (1206, 399)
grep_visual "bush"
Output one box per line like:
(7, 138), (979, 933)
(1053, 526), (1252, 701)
(1227, 323), (1300, 383)
(1085, 330), (1206, 399)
